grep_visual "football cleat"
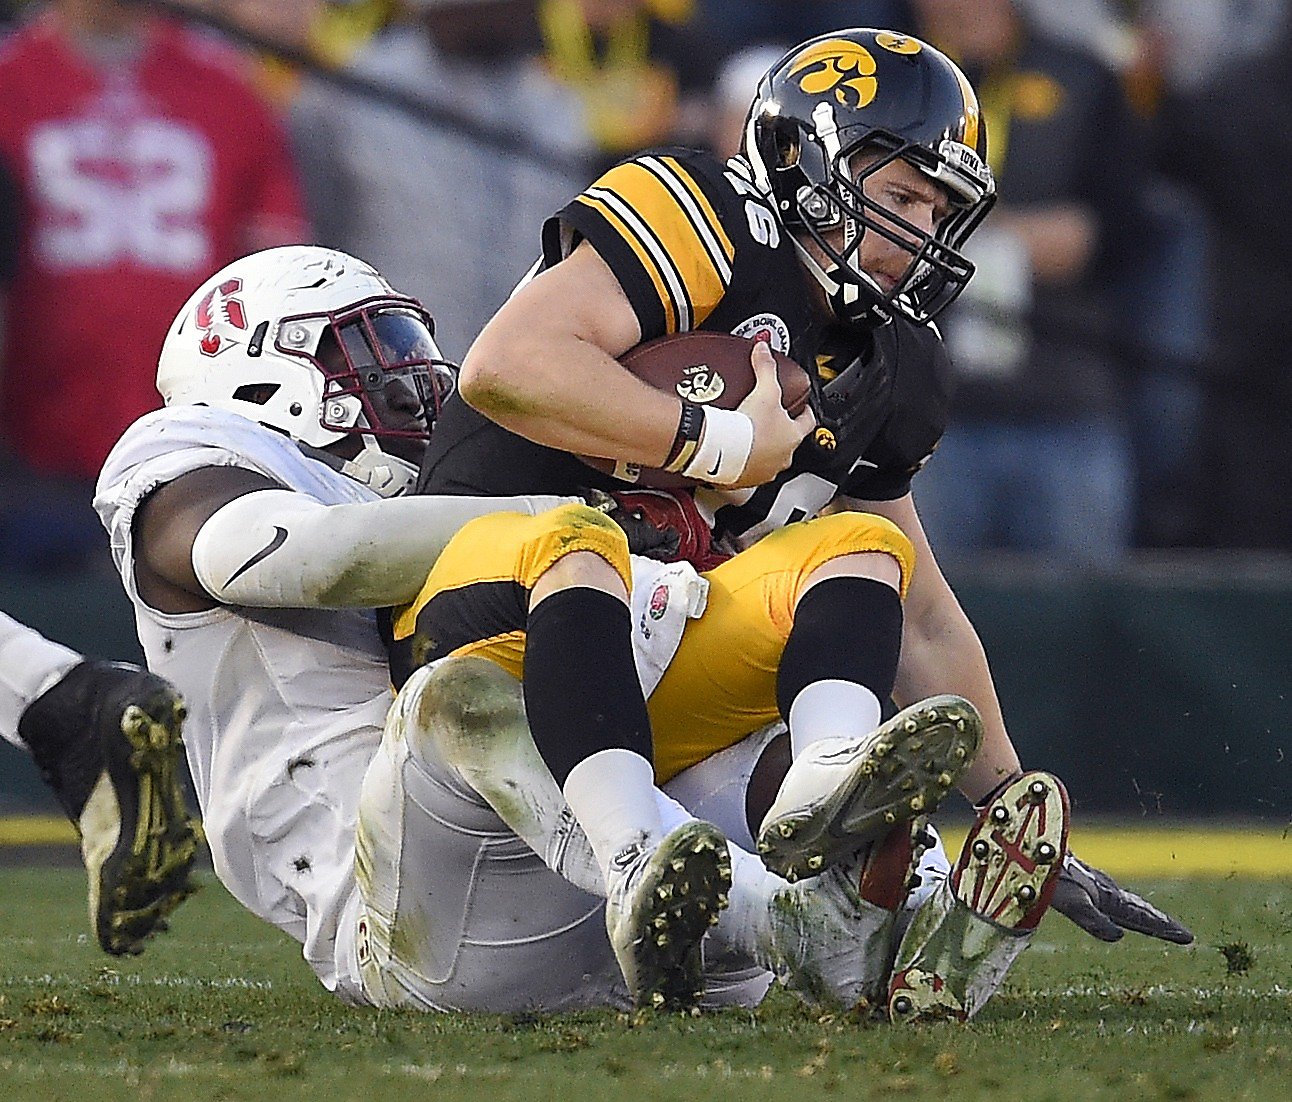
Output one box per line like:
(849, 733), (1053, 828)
(757, 695), (983, 882)
(887, 770), (1069, 1023)
(604, 820), (732, 1011)
(18, 661), (201, 955)
(764, 817), (929, 1009)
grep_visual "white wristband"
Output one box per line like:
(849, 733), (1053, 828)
(682, 407), (754, 485)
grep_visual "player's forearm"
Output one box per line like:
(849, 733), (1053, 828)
(893, 589), (1021, 803)
(191, 489), (575, 609)
(460, 329), (681, 466)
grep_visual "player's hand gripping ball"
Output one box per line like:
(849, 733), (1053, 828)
(580, 331), (811, 489)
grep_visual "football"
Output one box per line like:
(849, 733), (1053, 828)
(582, 331), (812, 488)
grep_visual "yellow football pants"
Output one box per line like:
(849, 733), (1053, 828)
(389, 504), (913, 783)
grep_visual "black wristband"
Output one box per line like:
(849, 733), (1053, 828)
(662, 400), (705, 472)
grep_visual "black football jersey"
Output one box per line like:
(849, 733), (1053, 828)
(417, 147), (953, 550)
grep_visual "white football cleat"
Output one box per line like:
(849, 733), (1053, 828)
(605, 820), (732, 1011)
(757, 695), (983, 882)
(887, 770), (1070, 1023)
(763, 817), (932, 1010)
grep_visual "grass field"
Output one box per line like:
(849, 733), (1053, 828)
(2, 830), (1290, 1102)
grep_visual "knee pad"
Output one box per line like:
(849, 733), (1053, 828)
(398, 655), (528, 774)
(392, 656), (602, 894)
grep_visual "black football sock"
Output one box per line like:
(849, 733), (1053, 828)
(776, 576), (903, 749)
(523, 586), (653, 785)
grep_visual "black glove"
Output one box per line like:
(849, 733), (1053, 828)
(1051, 852), (1194, 944)
(583, 489), (681, 560)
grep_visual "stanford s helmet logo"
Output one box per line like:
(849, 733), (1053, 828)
(788, 40), (879, 108)
(195, 277), (248, 357)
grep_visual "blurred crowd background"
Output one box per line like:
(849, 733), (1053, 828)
(1, 0), (1290, 573)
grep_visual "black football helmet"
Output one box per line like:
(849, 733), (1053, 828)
(742, 28), (995, 328)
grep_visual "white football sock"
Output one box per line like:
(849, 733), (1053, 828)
(0, 612), (81, 749)
(562, 748), (665, 878)
(788, 679), (881, 758)
(708, 842), (780, 967)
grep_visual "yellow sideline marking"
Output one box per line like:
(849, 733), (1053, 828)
(3, 818), (1289, 876)
(0, 816), (76, 845)
(939, 825), (1291, 879)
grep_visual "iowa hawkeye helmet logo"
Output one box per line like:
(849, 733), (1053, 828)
(195, 277), (248, 357)
(788, 39), (880, 108)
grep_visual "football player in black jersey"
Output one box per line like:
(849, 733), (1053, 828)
(413, 28), (1192, 1015)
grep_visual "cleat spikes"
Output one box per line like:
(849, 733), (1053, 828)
(971, 840), (990, 860)
(807, 855), (824, 870)
(1036, 842), (1057, 862)
(756, 695), (984, 881)
(606, 820), (731, 1012)
(990, 805), (1009, 824)
(1018, 884), (1037, 903)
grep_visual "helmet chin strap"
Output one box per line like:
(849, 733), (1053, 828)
(294, 435), (417, 498)
(790, 235), (892, 328)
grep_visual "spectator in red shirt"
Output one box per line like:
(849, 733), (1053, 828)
(0, 0), (307, 570)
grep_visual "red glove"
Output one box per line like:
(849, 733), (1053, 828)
(608, 489), (730, 572)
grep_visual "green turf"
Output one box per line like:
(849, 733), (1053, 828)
(1, 868), (1288, 1101)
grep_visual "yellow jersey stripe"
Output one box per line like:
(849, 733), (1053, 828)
(648, 155), (735, 269)
(584, 160), (732, 330)
(576, 189), (682, 331)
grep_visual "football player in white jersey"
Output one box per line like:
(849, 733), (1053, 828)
(1, 611), (199, 955)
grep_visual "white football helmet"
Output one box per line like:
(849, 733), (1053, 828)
(158, 246), (454, 497)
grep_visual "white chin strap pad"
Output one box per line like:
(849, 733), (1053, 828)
(341, 436), (417, 498)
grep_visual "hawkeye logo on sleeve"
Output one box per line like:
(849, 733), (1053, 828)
(732, 313), (791, 354)
(788, 40), (879, 108)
